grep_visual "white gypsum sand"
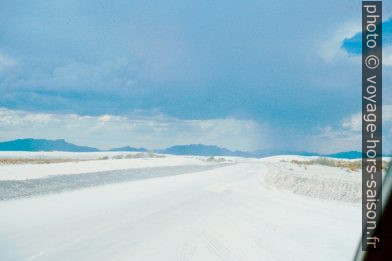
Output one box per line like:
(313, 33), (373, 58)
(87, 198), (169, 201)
(0, 152), (226, 181)
(0, 154), (361, 261)
(261, 156), (362, 202)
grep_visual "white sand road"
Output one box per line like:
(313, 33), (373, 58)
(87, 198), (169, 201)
(0, 157), (361, 261)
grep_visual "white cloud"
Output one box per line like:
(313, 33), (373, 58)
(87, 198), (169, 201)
(0, 108), (268, 151)
(319, 21), (392, 67)
(0, 51), (17, 71)
(342, 105), (392, 132)
(383, 46), (392, 66)
(318, 22), (361, 61)
(305, 105), (392, 154)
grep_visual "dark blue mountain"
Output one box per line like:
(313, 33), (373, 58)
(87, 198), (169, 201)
(326, 151), (363, 159)
(325, 151), (391, 159)
(0, 138), (378, 159)
(161, 144), (252, 157)
(109, 146), (147, 152)
(158, 145), (368, 159)
(0, 138), (99, 152)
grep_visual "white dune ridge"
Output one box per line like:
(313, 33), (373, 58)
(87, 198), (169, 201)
(262, 157), (361, 202)
(0, 153), (362, 261)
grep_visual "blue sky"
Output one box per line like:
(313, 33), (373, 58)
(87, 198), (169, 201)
(0, 0), (391, 152)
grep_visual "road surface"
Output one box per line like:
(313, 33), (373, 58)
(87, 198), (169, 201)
(0, 161), (361, 260)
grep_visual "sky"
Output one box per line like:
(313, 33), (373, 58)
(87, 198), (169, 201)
(0, 0), (391, 153)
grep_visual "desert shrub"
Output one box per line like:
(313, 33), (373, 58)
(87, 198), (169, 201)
(205, 156), (225, 163)
(147, 151), (165, 158)
(123, 152), (165, 159)
(337, 161), (361, 171)
(291, 158), (388, 172)
(0, 158), (79, 165)
(125, 153), (145, 159)
(383, 161), (390, 172)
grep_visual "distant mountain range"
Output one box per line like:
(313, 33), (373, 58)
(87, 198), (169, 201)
(0, 138), (99, 152)
(0, 138), (378, 159)
(158, 144), (253, 157)
(326, 151), (364, 159)
(109, 146), (147, 152)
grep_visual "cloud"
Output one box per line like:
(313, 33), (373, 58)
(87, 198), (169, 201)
(384, 45), (392, 66)
(0, 108), (267, 151)
(1, 0), (391, 153)
(0, 51), (17, 71)
(342, 105), (392, 132)
(318, 18), (392, 70)
(1, 106), (391, 154)
(304, 105), (392, 154)
(319, 22), (361, 61)
(0, 0), (382, 125)
(341, 19), (392, 65)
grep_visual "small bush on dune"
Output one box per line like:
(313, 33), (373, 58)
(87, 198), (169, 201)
(122, 152), (165, 159)
(205, 156), (226, 163)
(336, 161), (361, 171)
(291, 157), (387, 172)
(124, 153), (145, 159)
(0, 158), (79, 165)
